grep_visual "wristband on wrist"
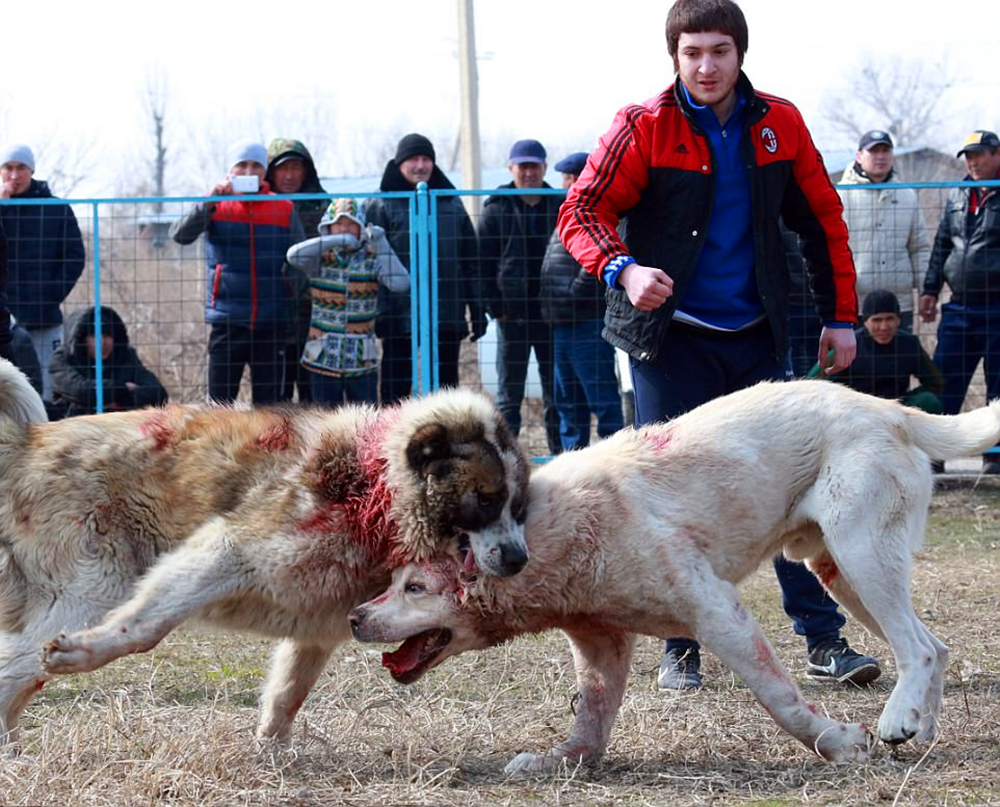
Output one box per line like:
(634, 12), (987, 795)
(602, 255), (636, 289)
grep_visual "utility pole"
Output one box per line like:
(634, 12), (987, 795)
(457, 0), (482, 216)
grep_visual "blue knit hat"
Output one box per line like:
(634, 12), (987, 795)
(225, 139), (268, 171)
(0, 143), (35, 172)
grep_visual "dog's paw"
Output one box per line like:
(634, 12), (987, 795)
(40, 632), (95, 674)
(816, 722), (872, 763)
(504, 751), (562, 776)
(877, 705), (921, 745)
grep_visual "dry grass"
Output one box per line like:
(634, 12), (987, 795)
(2, 486), (999, 807)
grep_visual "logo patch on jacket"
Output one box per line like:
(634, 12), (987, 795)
(675, 144), (690, 154)
(761, 127), (778, 154)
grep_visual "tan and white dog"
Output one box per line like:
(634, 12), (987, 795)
(350, 380), (1000, 771)
(0, 359), (530, 748)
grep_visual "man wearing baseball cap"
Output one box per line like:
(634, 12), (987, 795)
(479, 138), (562, 454)
(919, 130), (1000, 472)
(838, 129), (929, 331)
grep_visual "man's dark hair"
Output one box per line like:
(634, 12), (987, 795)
(665, 0), (748, 68)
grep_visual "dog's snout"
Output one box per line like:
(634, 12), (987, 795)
(497, 542), (528, 576)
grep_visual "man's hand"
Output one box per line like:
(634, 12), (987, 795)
(817, 326), (856, 376)
(918, 293), (938, 323)
(0, 182), (15, 200)
(618, 264), (674, 312)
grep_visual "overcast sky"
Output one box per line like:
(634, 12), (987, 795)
(0, 0), (993, 196)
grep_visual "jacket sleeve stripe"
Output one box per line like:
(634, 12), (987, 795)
(561, 101), (654, 276)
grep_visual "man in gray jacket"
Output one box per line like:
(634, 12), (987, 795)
(838, 130), (930, 331)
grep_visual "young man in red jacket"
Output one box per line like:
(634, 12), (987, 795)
(558, 0), (878, 690)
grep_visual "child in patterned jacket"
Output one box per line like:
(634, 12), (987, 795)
(285, 198), (409, 404)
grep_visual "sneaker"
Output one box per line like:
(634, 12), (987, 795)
(806, 638), (881, 685)
(657, 647), (703, 690)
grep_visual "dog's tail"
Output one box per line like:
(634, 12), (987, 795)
(0, 358), (47, 428)
(905, 399), (1000, 459)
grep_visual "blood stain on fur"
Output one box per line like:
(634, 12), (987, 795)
(644, 428), (673, 453)
(257, 417), (295, 453)
(139, 410), (176, 451)
(813, 557), (839, 588)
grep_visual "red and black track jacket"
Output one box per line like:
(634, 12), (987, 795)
(558, 73), (857, 361)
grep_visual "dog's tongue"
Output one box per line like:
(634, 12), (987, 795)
(464, 548), (479, 573)
(382, 637), (424, 676)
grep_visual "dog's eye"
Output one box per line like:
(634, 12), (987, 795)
(405, 583), (425, 595)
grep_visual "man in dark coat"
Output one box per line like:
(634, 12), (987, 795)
(50, 305), (168, 417)
(0, 143), (85, 399)
(266, 138), (327, 403)
(479, 139), (562, 453)
(365, 133), (485, 401)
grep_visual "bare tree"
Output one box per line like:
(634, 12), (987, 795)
(143, 70), (169, 205)
(820, 54), (957, 149)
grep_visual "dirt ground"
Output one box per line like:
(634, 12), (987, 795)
(1, 486), (999, 807)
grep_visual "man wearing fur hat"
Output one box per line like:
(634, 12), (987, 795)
(170, 139), (304, 405)
(0, 143), (85, 399)
(364, 133), (485, 403)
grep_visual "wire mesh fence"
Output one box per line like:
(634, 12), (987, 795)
(1, 178), (997, 458)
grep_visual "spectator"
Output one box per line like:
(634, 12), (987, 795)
(170, 139), (304, 405)
(480, 139), (562, 454)
(365, 133), (485, 402)
(49, 305), (168, 418)
(0, 143), (85, 399)
(266, 138), (327, 404)
(808, 289), (943, 413)
(919, 130), (1000, 473)
(838, 130), (930, 330)
(558, 0), (877, 690)
(265, 139), (326, 237)
(285, 198), (409, 405)
(540, 151), (623, 450)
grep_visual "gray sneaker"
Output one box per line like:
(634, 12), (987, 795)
(806, 638), (881, 685)
(657, 647), (703, 690)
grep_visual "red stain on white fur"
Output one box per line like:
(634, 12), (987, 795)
(257, 417), (294, 452)
(297, 410), (400, 562)
(139, 409), (176, 451)
(644, 427), (673, 452)
(752, 635), (785, 681)
(813, 558), (839, 588)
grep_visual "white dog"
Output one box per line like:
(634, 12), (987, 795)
(350, 380), (1000, 771)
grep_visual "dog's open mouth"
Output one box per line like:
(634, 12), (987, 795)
(457, 534), (480, 574)
(382, 628), (452, 684)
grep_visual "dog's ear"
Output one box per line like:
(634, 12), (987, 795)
(406, 422), (454, 478)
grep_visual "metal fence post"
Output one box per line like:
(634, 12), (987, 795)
(414, 182), (432, 396)
(92, 202), (104, 413)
